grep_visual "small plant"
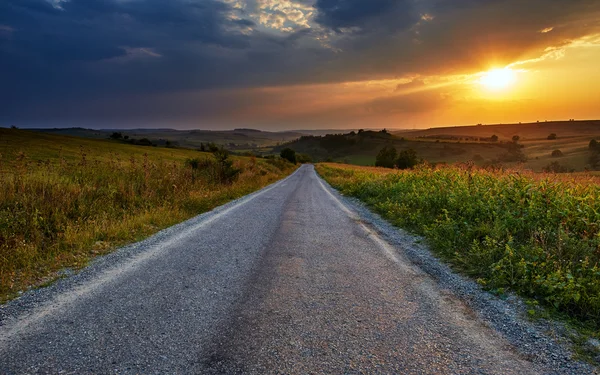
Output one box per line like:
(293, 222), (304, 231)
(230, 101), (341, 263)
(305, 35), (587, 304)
(212, 148), (240, 183)
(551, 149), (563, 158)
(548, 133), (557, 140)
(512, 135), (520, 142)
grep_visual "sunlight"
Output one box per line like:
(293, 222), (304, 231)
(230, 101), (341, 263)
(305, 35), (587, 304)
(479, 68), (516, 91)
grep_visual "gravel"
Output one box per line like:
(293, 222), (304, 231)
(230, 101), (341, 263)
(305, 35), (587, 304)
(0, 164), (596, 374)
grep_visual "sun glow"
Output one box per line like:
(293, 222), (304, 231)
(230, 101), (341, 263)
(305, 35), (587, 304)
(479, 68), (516, 90)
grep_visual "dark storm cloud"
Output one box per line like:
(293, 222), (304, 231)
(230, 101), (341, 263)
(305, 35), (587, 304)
(314, 0), (413, 32)
(1, 0), (599, 127)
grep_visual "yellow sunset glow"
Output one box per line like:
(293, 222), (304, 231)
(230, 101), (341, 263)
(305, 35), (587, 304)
(479, 68), (516, 91)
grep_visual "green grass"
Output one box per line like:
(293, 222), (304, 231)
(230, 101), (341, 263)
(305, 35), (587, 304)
(316, 163), (600, 333)
(0, 128), (297, 301)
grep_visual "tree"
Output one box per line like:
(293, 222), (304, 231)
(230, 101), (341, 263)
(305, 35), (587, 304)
(110, 132), (123, 140)
(512, 135), (520, 142)
(280, 148), (297, 164)
(375, 146), (397, 168)
(551, 149), (563, 158)
(490, 135), (499, 142)
(547, 133), (557, 140)
(395, 149), (418, 169)
(590, 139), (599, 151)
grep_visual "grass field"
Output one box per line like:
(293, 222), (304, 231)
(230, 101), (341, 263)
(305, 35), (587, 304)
(316, 163), (600, 335)
(0, 128), (297, 301)
(35, 127), (305, 151)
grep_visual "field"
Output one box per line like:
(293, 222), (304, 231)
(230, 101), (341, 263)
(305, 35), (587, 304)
(34, 127), (306, 153)
(279, 120), (600, 171)
(0, 128), (297, 301)
(316, 163), (600, 332)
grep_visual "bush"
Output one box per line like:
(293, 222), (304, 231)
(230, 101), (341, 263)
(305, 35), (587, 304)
(590, 139), (599, 151)
(512, 135), (520, 142)
(213, 148), (240, 183)
(547, 133), (557, 140)
(543, 161), (573, 173)
(551, 149), (563, 158)
(280, 148), (297, 164)
(375, 146), (397, 168)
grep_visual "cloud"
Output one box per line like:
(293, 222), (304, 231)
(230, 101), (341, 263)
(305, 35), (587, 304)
(1, 0), (600, 127)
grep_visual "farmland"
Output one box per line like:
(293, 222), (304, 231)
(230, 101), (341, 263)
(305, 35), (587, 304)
(279, 120), (600, 172)
(316, 163), (600, 332)
(0, 128), (297, 301)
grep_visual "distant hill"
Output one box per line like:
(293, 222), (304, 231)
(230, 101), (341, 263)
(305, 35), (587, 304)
(31, 127), (306, 151)
(393, 120), (600, 141)
(278, 121), (600, 172)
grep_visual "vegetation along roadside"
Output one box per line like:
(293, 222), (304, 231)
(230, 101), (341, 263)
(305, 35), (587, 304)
(316, 162), (600, 346)
(0, 128), (298, 302)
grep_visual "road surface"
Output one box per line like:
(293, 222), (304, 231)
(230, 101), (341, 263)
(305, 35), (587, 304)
(0, 165), (590, 374)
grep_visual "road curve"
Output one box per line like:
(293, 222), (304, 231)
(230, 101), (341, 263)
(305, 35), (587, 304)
(0, 165), (582, 374)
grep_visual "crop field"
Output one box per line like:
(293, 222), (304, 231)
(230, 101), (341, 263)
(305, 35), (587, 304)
(316, 163), (600, 330)
(0, 128), (297, 301)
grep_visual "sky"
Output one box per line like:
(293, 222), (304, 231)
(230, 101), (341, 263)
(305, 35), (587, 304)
(1, 0), (600, 130)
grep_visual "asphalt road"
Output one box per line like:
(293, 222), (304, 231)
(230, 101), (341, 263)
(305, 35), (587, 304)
(0, 165), (589, 374)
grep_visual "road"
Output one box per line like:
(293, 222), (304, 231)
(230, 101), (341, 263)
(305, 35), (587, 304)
(0, 165), (589, 374)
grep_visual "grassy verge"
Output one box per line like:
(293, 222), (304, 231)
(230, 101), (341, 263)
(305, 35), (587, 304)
(0, 128), (297, 301)
(316, 163), (600, 335)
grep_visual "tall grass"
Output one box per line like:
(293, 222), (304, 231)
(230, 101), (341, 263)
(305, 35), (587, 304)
(316, 163), (600, 325)
(0, 129), (296, 300)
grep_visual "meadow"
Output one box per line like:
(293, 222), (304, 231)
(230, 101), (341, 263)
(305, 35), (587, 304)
(0, 128), (297, 301)
(316, 163), (600, 329)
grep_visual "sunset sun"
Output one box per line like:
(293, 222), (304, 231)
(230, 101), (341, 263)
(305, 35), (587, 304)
(479, 68), (517, 90)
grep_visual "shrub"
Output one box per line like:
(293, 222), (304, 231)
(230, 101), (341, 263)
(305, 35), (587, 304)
(542, 161), (573, 173)
(490, 135), (499, 142)
(512, 135), (520, 142)
(547, 133), (557, 140)
(213, 148), (240, 183)
(375, 146), (397, 168)
(551, 149), (563, 158)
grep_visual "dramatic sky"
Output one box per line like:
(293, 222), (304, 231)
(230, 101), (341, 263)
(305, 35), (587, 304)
(1, 0), (600, 130)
